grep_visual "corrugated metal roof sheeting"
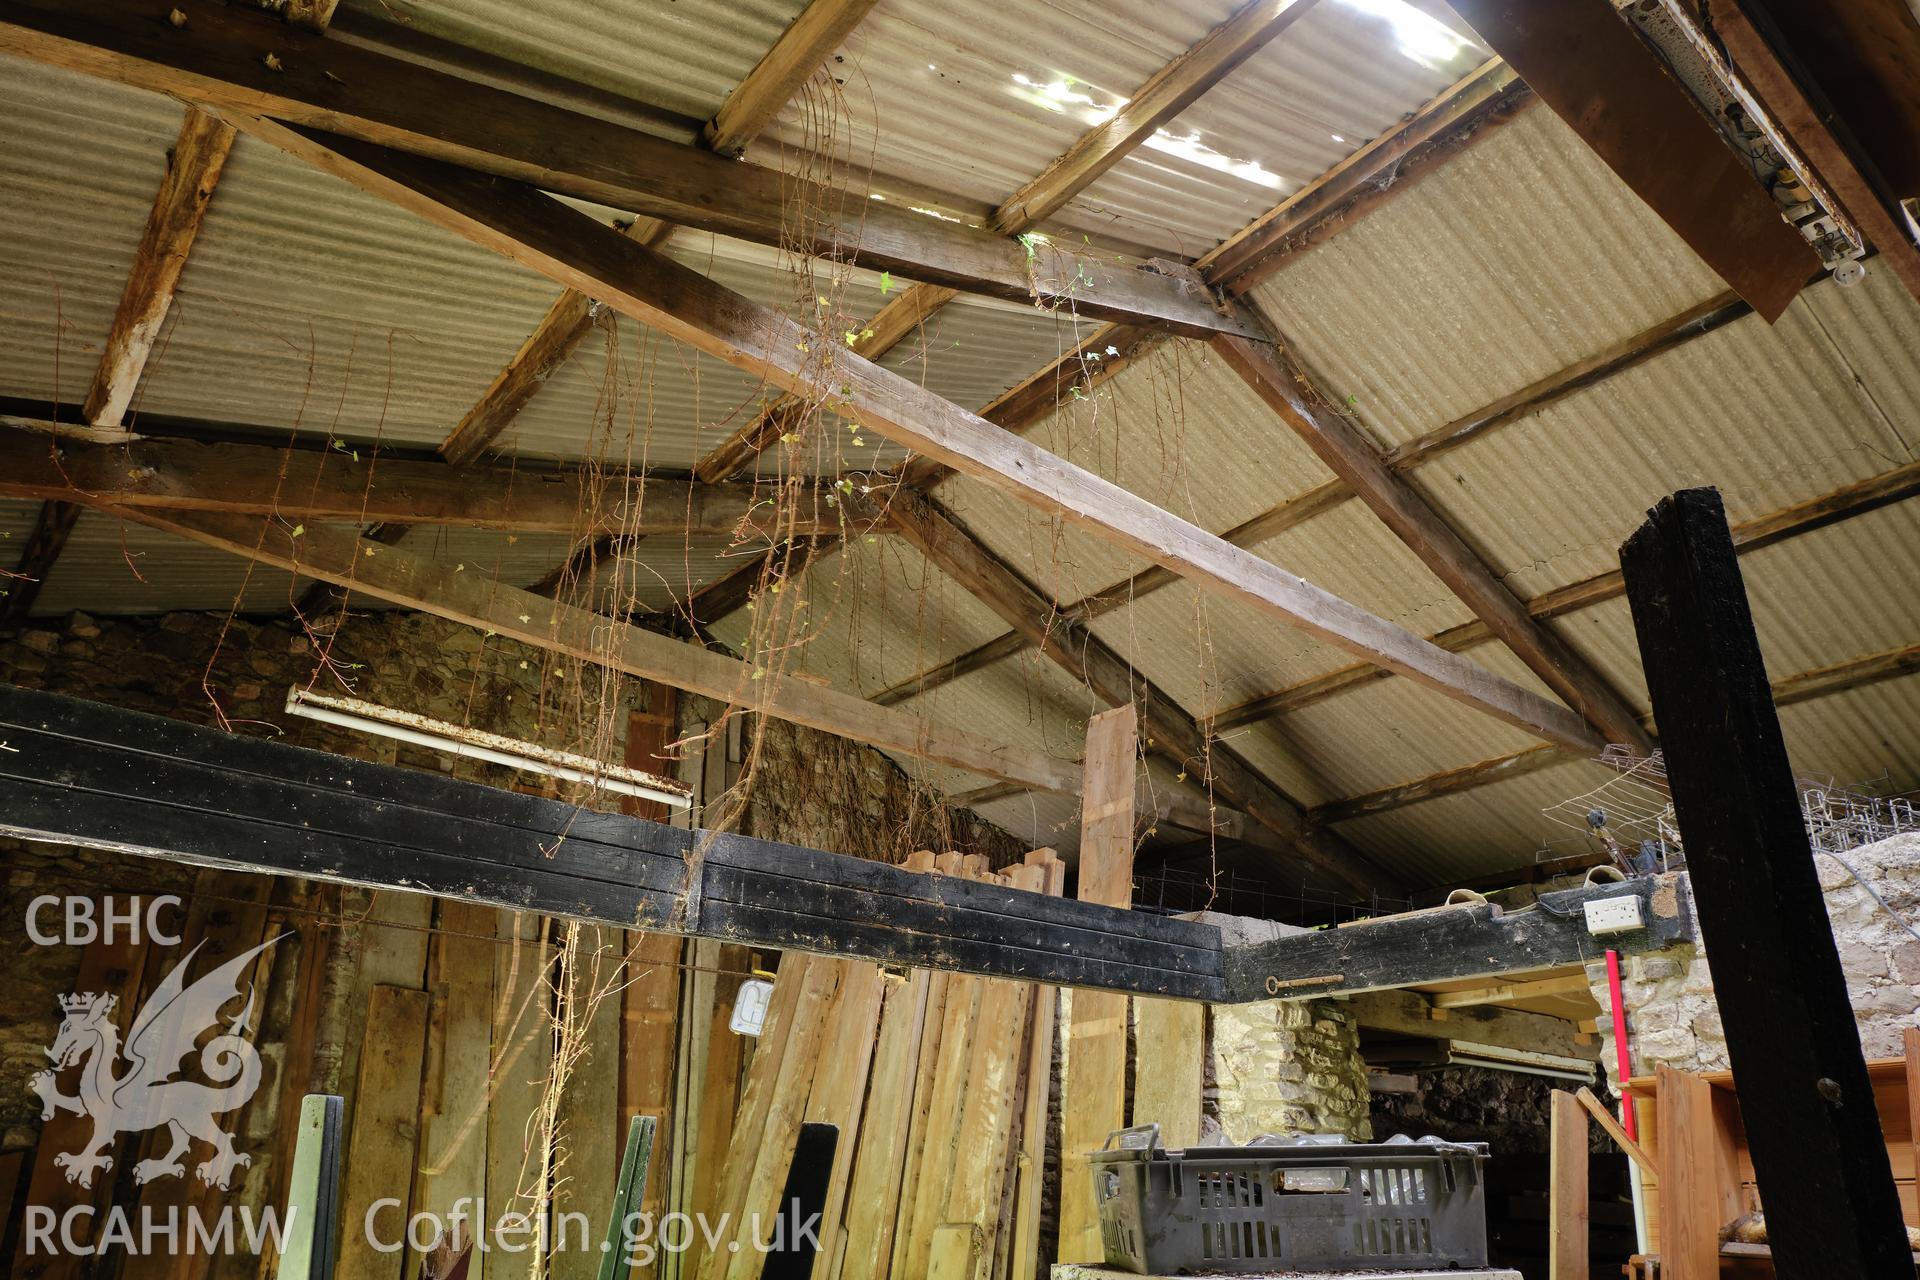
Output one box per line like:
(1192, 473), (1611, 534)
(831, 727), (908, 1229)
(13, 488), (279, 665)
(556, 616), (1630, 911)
(935, 337), (1341, 603)
(752, 0), (1244, 236)
(1418, 277), (1919, 602)
(28, 511), (310, 616)
(1330, 756), (1620, 887)
(711, 534), (1017, 698)
(1061, 0), (1489, 256)
(0, 59), (185, 410)
(339, 0), (803, 125)
(1549, 498), (1920, 714)
(875, 647), (1096, 797)
(1253, 107), (1727, 451)
(1778, 671), (1920, 796)
(132, 132), (563, 450)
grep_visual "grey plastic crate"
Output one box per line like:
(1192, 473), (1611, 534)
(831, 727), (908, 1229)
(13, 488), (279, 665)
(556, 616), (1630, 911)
(1087, 1125), (1490, 1275)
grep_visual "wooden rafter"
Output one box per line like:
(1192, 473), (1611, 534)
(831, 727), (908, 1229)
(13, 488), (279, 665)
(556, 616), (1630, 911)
(0, 0), (1257, 340)
(445, 0), (862, 470)
(1200, 57), (1530, 291)
(10, 104), (238, 622)
(879, 289), (1755, 708)
(527, 533), (640, 599)
(1307, 743), (1566, 828)
(244, 130), (1599, 754)
(987, 0), (1322, 234)
(84, 108), (233, 428)
(109, 508), (1085, 796)
(688, 0), (1310, 482)
(888, 491), (1396, 898)
(1443, 0), (1819, 321)
(0, 421), (851, 539)
(1212, 317), (1652, 751)
(703, 0), (881, 157)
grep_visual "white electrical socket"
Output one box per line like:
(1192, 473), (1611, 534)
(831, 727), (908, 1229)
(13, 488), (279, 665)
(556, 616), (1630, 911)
(1583, 895), (1645, 936)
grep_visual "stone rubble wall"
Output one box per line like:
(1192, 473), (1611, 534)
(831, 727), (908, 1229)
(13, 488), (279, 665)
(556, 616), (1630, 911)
(1206, 997), (1373, 1142)
(0, 608), (1024, 1145)
(1586, 832), (1920, 1085)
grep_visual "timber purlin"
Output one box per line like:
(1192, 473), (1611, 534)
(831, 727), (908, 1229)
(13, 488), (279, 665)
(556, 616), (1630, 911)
(0, 684), (1692, 1002)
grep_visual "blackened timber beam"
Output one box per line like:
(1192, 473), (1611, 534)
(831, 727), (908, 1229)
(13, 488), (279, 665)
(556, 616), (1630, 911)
(0, 684), (1696, 1003)
(1200, 58), (1531, 292)
(108, 507), (1077, 796)
(0, 0), (1259, 340)
(0, 422), (846, 539)
(1308, 638), (1920, 828)
(1620, 486), (1910, 1280)
(878, 289), (1756, 708)
(240, 132), (1598, 753)
(1214, 456), (1920, 730)
(1223, 872), (1693, 1002)
(0, 500), (82, 623)
(0, 684), (1219, 999)
(887, 490), (1398, 899)
(1213, 323), (1653, 751)
(1444, 0), (1819, 320)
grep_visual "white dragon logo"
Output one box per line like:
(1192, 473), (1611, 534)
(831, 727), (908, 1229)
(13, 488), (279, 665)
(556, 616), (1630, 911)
(30, 936), (283, 1191)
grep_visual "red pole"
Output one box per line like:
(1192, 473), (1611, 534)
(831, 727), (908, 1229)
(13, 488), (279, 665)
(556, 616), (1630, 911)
(1606, 947), (1637, 1138)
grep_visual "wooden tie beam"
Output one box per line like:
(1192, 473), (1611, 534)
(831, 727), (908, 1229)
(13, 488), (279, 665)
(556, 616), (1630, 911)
(0, 684), (1695, 1004)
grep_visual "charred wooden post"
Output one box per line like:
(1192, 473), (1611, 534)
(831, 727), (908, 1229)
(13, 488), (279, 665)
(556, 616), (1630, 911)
(1620, 486), (1910, 1280)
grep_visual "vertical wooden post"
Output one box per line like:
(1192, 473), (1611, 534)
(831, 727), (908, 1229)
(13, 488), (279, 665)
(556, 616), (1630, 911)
(1549, 1089), (1590, 1280)
(1621, 487), (1910, 1279)
(1058, 704), (1139, 1263)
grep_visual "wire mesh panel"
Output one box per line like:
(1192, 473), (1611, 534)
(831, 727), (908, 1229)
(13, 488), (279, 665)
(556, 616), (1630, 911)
(1089, 1128), (1489, 1275)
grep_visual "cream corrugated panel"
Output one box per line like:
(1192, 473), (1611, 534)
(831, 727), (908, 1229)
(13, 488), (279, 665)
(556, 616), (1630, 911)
(750, 0), (1242, 234)
(1799, 268), (1920, 448)
(1262, 635), (1548, 798)
(710, 534), (1016, 698)
(1251, 107), (1727, 450)
(0, 58), (186, 409)
(1550, 499), (1920, 713)
(1778, 673), (1920, 794)
(1419, 278), (1919, 602)
(881, 647), (1096, 791)
(131, 132), (563, 449)
(1057, 0), (1489, 256)
(336, 0), (804, 124)
(28, 511), (311, 616)
(1332, 756), (1621, 888)
(933, 337), (1339, 604)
